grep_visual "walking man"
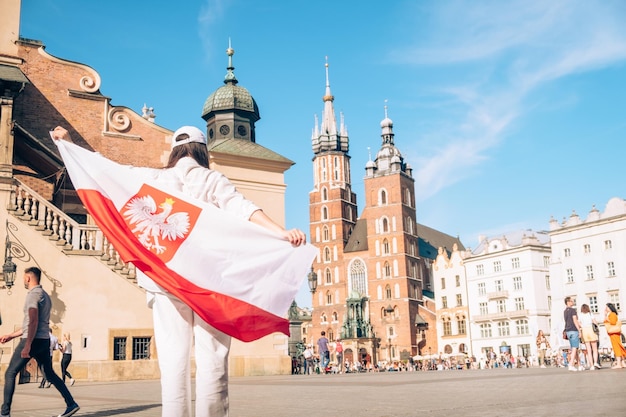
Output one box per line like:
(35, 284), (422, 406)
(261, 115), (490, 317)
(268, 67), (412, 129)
(317, 331), (330, 371)
(0, 267), (79, 417)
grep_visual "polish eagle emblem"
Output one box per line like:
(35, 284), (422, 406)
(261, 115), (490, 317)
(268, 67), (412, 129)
(122, 195), (191, 254)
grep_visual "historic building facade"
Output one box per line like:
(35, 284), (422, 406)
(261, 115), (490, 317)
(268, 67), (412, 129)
(464, 231), (552, 361)
(307, 62), (462, 367)
(548, 197), (626, 352)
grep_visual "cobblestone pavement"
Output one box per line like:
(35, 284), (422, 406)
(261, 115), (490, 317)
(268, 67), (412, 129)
(6, 366), (626, 416)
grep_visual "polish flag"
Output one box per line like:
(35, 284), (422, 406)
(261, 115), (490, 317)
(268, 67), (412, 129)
(55, 140), (317, 342)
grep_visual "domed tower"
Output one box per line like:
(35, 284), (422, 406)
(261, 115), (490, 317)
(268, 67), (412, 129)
(359, 104), (422, 361)
(202, 41), (260, 143)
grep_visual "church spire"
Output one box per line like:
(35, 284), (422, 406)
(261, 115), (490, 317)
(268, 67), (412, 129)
(312, 57), (349, 154)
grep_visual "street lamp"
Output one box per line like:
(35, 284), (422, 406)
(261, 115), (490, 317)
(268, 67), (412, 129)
(1, 233), (17, 293)
(307, 267), (318, 294)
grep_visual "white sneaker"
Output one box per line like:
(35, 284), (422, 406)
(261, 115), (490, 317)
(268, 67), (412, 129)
(578, 366), (585, 371)
(568, 365), (578, 372)
(594, 363), (602, 369)
(540, 365), (546, 368)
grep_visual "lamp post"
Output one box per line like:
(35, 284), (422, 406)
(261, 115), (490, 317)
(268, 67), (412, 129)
(307, 267), (318, 294)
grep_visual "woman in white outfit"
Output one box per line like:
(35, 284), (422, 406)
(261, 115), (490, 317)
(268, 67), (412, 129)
(52, 125), (306, 417)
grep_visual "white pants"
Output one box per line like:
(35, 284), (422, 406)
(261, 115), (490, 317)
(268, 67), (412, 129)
(151, 292), (231, 417)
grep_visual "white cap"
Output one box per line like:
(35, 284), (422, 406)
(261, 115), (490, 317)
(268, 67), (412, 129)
(171, 126), (207, 149)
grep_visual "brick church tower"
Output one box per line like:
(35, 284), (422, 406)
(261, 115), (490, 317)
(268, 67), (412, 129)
(309, 62), (428, 368)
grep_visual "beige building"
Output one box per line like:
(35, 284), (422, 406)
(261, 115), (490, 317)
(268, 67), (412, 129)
(0, 0), (296, 381)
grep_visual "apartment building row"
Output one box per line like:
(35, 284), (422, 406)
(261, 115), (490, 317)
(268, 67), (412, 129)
(433, 197), (626, 361)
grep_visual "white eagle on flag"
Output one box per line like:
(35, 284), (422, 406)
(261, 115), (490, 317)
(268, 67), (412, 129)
(123, 195), (191, 254)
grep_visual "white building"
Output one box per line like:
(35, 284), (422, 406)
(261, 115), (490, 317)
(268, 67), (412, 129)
(548, 197), (626, 353)
(432, 243), (473, 359)
(464, 231), (552, 361)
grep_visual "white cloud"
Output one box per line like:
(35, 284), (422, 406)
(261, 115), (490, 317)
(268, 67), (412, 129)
(395, 0), (626, 201)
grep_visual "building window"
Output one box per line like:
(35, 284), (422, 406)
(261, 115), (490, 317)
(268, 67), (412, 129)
(589, 295), (598, 313)
(566, 268), (574, 283)
(586, 265), (594, 280)
(478, 282), (486, 296)
(564, 248), (571, 257)
(322, 226), (329, 241)
(113, 337), (127, 361)
(543, 256), (550, 267)
(605, 240), (613, 250)
(495, 280), (503, 292)
(476, 265), (484, 276)
(132, 337), (151, 360)
(513, 276), (522, 290)
(607, 261), (616, 277)
(479, 302), (488, 315)
(455, 275), (460, 287)
(324, 247), (331, 262)
(385, 285), (392, 299)
(443, 319), (452, 336)
(325, 268), (332, 284)
(584, 244), (591, 254)
(441, 296), (448, 309)
(609, 292), (621, 311)
(381, 218), (389, 233)
(322, 187), (328, 201)
(516, 319), (529, 335)
(328, 329), (335, 341)
(350, 259), (367, 296)
(545, 275), (551, 290)
(321, 313), (328, 323)
(332, 312), (338, 322)
(322, 206), (328, 221)
(496, 300), (506, 313)
(515, 297), (525, 311)
(382, 238), (390, 254)
(380, 189), (387, 205)
(457, 316), (467, 335)
(493, 261), (501, 272)
(326, 291), (332, 305)
(441, 277), (446, 290)
(456, 294), (463, 307)
(480, 323), (492, 338)
(512, 257), (520, 269)
(383, 261), (391, 278)
(498, 321), (510, 337)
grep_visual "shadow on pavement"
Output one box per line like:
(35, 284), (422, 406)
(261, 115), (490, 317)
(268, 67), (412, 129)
(77, 404), (161, 416)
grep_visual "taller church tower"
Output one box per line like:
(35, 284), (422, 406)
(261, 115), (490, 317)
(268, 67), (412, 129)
(308, 64), (431, 366)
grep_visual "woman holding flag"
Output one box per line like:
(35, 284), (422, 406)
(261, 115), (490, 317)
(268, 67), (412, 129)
(51, 125), (314, 417)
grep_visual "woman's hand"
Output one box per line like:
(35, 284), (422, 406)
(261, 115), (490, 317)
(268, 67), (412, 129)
(49, 126), (72, 142)
(283, 228), (306, 247)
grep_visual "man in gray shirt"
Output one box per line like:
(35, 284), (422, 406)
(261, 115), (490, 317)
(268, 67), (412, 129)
(0, 267), (79, 417)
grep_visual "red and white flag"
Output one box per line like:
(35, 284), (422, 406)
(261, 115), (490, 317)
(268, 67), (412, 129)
(55, 140), (317, 342)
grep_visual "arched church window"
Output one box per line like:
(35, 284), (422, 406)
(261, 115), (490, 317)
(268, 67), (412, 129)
(322, 206), (328, 221)
(324, 247), (331, 262)
(349, 259), (367, 296)
(325, 268), (332, 284)
(383, 262), (391, 278)
(323, 226), (329, 241)
(385, 284), (392, 299)
(383, 238), (390, 254)
(322, 187), (328, 201)
(381, 218), (389, 233)
(380, 189), (387, 205)
(326, 291), (332, 305)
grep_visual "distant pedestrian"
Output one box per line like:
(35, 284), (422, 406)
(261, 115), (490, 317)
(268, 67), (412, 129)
(303, 345), (314, 375)
(317, 331), (330, 370)
(60, 333), (75, 385)
(563, 296), (583, 371)
(335, 339), (344, 373)
(604, 303), (626, 369)
(535, 330), (551, 368)
(579, 304), (600, 370)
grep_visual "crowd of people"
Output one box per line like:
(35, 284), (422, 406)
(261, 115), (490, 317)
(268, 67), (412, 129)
(294, 298), (626, 376)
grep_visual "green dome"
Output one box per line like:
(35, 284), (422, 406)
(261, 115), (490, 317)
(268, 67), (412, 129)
(201, 83), (260, 120)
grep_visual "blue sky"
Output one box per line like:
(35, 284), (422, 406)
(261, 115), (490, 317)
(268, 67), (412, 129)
(19, 1), (626, 307)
